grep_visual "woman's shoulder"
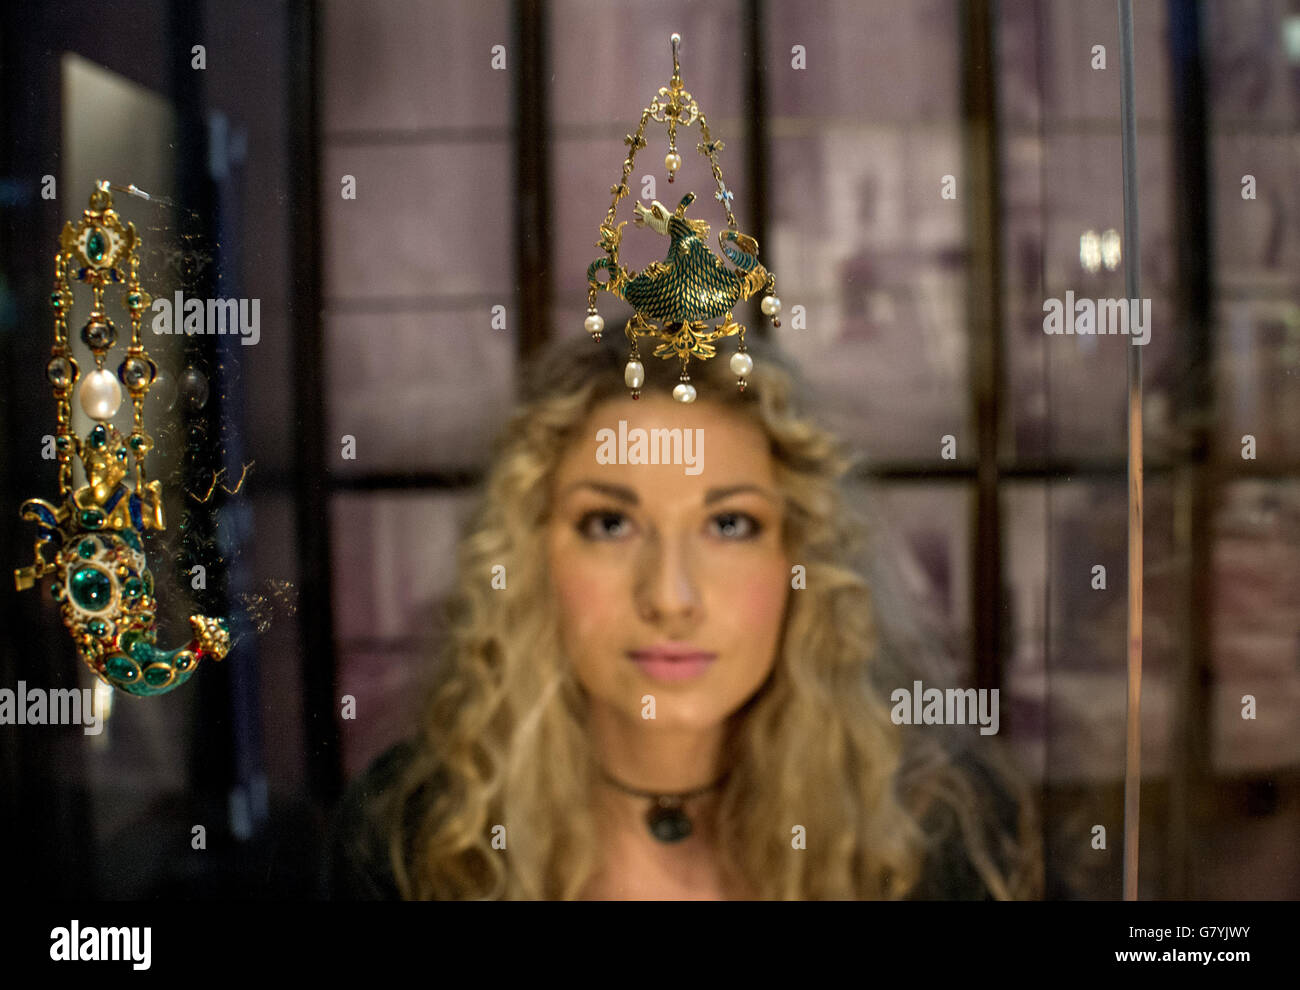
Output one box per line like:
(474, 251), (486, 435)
(324, 739), (423, 900)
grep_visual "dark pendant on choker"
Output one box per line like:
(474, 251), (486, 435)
(598, 765), (729, 844)
(647, 798), (693, 843)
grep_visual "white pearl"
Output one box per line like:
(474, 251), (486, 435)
(78, 369), (122, 420)
(585, 314), (605, 336)
(729, 352), (753, 376)
(672, 382), (697, 403)
(624, 360), (645, 389)
(665, 152), (682, 171)
(760, 295), (781, 316)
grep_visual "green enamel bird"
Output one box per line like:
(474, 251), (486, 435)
(588, 192), (767, 323)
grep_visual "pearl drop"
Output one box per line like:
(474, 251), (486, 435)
(729, 352), (753, 376)
(78, 369), (122, 421)
(624, 360), (645, 389)
(665, 152), (682, 172)
(672, 382), (697, 404)
(761, 295), (782, 316)
(585, 313), (605, 336)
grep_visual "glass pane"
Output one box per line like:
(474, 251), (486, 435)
(331, 491), (483, 775)
(323, 0), (512, 132)
(1211, 481), (1300, 774)
(325, 308), (513, 476)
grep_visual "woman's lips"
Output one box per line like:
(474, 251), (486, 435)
(627, 648), (718, 682)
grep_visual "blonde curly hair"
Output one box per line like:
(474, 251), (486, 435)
(380, 327), (1042, 900)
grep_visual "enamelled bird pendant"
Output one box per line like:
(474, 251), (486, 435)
(13, 182), (230, 696)
(585, 33), (782, 403)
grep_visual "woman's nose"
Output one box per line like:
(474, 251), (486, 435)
(633, 532), (701, 623)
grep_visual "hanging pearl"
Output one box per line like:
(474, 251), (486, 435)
(78, 369), (122, 420)
(624, 360), (645, 389)
(585, 313), (605, 337)
(665, 152), (682, 172)
(672, 382), (697, 403)
(729, 352), (753, 377)
(760, 295), (782, 316)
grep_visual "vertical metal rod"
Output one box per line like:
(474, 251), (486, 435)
(962, 0), (1005, 706)
(513, 0), (552, 363)
(1117, 0), (1144, 902)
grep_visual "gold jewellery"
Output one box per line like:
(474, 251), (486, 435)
(13, 181), (230, 696)
(584, 32), (782, 403)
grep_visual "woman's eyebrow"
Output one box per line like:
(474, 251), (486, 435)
(558, 480), (778, 505)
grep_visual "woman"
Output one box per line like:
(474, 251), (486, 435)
(326, 327), (1042, 900)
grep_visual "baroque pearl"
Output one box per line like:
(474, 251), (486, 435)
(585, 313), (605, 336)
(672, 382), (697, 403)
(78, 369), (122, 421)
(665, 152), (682, 172)
(760, 295), (782, 316)
(624, 360), (645, 389)
(729, 351), (753, 377)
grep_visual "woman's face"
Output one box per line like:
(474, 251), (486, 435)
(546, 394), (791, 732)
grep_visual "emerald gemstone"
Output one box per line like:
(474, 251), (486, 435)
(176, 654), (193, 671)
(78, 508), (104, 529)
(126, 292), (142, 308)
(86, 228), (107, 263)
(69, 566), (112, 611)
(143, 665), (172, 686)
(123, 577), (143, 599)
(105, 655), (138, 681)
(51, 292), (62, 308)
(89, 424), (108, 448)
(87, 618), (110, 637)
(55, 435), (70, 450)
(78, 538), (98, 559)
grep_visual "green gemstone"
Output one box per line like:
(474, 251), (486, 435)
(50, 582), (63, 599)
(123, 577), (143, 599)
(143, 665), (172, 686)
(86, 228), (107, 263)
(69, 566), (112, 611)
(144, 572), (154, 595)
(78, 538), (98, 559)
(89, 424), (108, 448)
(129, 434), (145, 449)
(78, 508), (104, 529)
(87, 618), (110, 637)
(126, 292), (142, 308)
(55, 435), (70, 450)
(121, 530), (142, 552)
(51, 292), (63, 309)
(105, 655), (138, 681)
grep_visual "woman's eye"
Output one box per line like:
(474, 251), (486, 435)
(710, 512), (762, 539)
(577, 510), (632, 540)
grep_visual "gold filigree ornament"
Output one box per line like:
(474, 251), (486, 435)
(13, 181), (230, 696)
(584, 32), (781, 403)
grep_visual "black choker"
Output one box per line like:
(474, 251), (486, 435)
(597, 766), (729, 843)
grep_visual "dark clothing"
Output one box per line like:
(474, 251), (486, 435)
(324, 740), (1023, 900)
